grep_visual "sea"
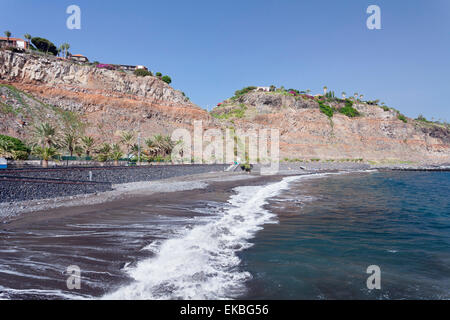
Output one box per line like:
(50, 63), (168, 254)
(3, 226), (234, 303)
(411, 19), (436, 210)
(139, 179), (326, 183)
(0, 170), (449, 300)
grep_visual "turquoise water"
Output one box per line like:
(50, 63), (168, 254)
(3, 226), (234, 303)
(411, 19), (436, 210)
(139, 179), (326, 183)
(240, 171), (450, 300)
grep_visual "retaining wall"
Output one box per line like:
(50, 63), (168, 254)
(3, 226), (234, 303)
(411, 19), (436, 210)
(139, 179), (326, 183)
(0, 164), (228, 203)
(0, 164), (228, 184)
(0, 176), (112, 203)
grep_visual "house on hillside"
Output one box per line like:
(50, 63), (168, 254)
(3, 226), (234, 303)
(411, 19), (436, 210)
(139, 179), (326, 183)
(70, 54), (89, 63)
(0, 37), (28, 50)
(118, 65), (148, 72)
(118, 65), (136, 72)
(135, 65), (148, 71)
(256, 86), (271, 92)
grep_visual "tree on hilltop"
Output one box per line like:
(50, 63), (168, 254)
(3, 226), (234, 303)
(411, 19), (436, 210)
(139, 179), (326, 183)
(24, 33), (31, 48)
(161, 75), (172, 84)
(31, 37), (58, 55)
(4, 31), (11, 46)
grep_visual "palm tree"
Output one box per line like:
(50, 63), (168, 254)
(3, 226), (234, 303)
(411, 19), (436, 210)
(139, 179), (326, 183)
(4, 31), (11, 47)
(146, 135), (176, 160)
(95, 143), (112, 164)
(24, 34), (31, 49)
(34, 123), (59, 148)
(342, 92), (346, 99)
(60, 43), (68, 58)
(145, 138), (159, 158)
(74, 145), (83, 158)
(323, 86), (328, 96)
(120, 131), (135, 158)
(33, 146), (59, 168)
(153, 135), (165, 157)
(354, 93), (358, 101)
(110, 144), (123, 166)
(306, 89), (311, 95)
(162, 135), (176, 157)
(131, 144), (140, 157)
(152, 134), (171, 157)
(80, 136), (95, 157)
(64, 43), (70, 58)
(360, 94), (364, 100)
(57, 44), (64, 57)
(62, 132), (78, 158)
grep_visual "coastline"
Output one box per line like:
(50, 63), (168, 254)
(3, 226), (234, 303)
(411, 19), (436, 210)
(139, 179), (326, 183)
(0, 171), (258, 223)
(2, 161), (448, 223)
(0, 166), (447, 299)
(0, 170), (291, 299)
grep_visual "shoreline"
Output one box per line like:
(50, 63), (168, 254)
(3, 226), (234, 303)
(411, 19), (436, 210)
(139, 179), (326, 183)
(0, 168), (447, 299)
(1, 162), (448, 224)
(0, 171), (258, 223)
(0, 170), (337, 299)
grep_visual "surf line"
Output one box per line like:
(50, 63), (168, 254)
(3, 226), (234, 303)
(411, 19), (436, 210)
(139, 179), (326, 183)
(180, 304), (215, 318)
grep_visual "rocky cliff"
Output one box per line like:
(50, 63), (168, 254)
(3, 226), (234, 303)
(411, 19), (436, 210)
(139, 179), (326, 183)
(211, 92), (450, 163)
(1, 50), (449, 164)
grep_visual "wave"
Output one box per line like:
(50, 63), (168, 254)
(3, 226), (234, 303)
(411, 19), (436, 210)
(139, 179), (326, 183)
(0, 285), (90, 300)
(103, 175), (304, 300)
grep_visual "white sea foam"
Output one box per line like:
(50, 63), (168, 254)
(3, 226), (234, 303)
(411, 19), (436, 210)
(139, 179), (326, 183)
(0, 285), (90, 300)
(103, 175), (304, 300)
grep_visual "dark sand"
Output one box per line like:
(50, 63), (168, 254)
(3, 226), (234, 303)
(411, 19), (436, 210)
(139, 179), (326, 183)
(0, 174), (283, 299)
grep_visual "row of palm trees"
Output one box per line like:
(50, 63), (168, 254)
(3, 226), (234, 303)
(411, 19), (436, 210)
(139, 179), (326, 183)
(323, 86), (364, 100)
(58, 43), (71, 58)
(285, 86), (365, 101)
(144, 134), (177, 159)
(31, 123), (178, 167)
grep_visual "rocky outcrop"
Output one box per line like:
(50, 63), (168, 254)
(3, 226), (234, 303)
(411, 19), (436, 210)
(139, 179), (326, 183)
(1, 50), (449, 164)
(235, 92), (317, 111)
(0, 50), (210, 141)
(0, 51), (190, 105)
(212, 92), (450, 163)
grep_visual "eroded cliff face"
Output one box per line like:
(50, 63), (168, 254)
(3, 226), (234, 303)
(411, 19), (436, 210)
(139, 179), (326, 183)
(1, 50), (449, 163)
(0, 50), (209, 141)
(212, 93), (450, 163)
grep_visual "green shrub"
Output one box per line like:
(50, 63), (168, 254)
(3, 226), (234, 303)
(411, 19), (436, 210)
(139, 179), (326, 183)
(381, 106), (390, 112)
(161, 75), (172, 84)
(0, 134), (30, 160)
(241, 163), (252, 172)
(339, 100), (360, 117)
(325, 91), (335, 99)
(232, 86), (257, 100)
(398, 114), (408, 123)
(155, 72), (162, 77)
(0, 102), (17, 115)
(318, 101), (334, 118)
(416, 114), (428, 122)
(212, 104), (247, 120)
(134, 69), (153, 77)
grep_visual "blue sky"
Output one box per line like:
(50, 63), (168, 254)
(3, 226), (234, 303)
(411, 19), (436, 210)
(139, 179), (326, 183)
(1, 0), (449, 121)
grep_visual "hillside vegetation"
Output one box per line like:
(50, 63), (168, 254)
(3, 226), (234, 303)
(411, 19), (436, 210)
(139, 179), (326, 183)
(212, 86), (449, 129)
(209, 86), (450, 163)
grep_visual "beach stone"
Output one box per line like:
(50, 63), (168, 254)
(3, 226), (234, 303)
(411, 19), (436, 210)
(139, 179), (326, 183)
(0, 164), (227, 203)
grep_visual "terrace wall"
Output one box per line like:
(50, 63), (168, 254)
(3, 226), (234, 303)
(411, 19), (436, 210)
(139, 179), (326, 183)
(0, 164), (228, 203)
